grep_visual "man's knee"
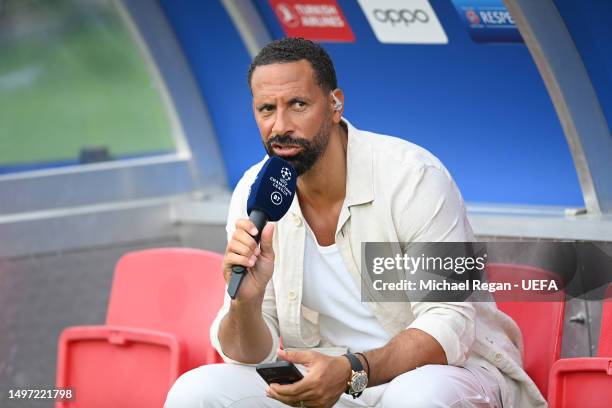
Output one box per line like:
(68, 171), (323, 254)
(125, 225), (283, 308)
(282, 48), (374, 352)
(164, 364), (237, 408)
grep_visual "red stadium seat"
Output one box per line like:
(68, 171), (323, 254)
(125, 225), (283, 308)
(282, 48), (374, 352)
(56, 326), (181, 408)
(600, 289), (612, 356)
(55, 248), (225, 408)
(548, 285), (612, 408)
(486, 263), (565, 398)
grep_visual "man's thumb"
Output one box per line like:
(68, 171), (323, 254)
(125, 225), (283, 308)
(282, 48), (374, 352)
(259, 223), (275, 256)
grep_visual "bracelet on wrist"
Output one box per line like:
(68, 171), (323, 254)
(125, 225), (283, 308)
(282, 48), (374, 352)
(355, 352), (370, 377)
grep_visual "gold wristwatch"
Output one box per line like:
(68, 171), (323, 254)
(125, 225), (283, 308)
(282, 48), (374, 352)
(343, 353), (368, 398)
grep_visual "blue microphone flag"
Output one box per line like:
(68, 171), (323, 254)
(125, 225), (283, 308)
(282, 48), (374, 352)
(246, 157), (297, 222)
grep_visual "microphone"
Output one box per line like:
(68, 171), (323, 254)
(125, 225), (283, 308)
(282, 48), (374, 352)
(227, 157), (297, 299)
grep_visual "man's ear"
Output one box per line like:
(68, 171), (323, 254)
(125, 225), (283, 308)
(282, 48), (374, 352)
(331, 89), (344, 120)
(332, 94), (342, 111)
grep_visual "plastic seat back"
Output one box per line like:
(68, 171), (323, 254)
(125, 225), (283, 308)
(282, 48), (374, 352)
(57, 326), (180, 408)
(598, 285), (612, 356)
(106, 248), (225, 369)
(548, 286), (612, 408)
(56, 248), (225, 408)
(486, 263), (565, 397)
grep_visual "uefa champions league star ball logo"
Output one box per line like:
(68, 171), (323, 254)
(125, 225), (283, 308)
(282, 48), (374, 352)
(281, 167), (292, 182)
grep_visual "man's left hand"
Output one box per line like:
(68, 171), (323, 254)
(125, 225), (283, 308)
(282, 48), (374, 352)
(266, 349), (351, 408)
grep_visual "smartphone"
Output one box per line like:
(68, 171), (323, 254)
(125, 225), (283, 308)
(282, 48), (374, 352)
(256, 360), (304, 385)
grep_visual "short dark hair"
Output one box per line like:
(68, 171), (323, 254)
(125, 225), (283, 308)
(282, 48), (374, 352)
(247, 37), (337, 93)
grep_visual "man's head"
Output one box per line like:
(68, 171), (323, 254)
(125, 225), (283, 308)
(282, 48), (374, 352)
(248, 37), (337, 93)
(248, 38), (344, 176)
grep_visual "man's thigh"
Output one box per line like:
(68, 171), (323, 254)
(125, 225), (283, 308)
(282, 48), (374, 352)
(164, 363), (287, 408)
(164, 363), (382, 408)
(379, 364), (502, 408)
(164, 362), (501, 408)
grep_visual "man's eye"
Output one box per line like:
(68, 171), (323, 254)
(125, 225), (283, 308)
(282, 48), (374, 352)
(293, 101), (306, 109)
(259, 105), (274, 113)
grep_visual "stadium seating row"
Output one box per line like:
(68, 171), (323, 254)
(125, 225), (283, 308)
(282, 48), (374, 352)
(54, 249), (611, 407)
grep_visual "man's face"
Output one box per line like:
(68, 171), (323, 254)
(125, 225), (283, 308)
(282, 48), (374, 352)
(250, 60), (333, 176)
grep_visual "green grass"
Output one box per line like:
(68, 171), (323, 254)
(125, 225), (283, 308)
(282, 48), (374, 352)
(0, 17), (174, 166)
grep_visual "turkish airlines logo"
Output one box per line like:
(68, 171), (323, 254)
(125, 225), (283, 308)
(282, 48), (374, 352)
(275, 3), (300, 28)
(269, 0), (354, 42)
(274, 2), (345, 28)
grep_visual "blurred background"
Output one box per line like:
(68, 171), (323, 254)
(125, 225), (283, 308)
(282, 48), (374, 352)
(0, 0), (611, 405)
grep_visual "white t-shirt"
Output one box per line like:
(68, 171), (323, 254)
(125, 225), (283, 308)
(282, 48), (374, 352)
(302, 223), (390, 352)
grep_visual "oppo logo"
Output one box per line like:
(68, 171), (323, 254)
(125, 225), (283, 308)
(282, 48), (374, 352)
(373, 8), (430, 26)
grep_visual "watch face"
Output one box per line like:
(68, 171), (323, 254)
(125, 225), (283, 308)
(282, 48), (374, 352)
(351, 372), (368, 393)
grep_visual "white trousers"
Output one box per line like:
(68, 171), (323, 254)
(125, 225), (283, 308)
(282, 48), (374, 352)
(164, 362), (503, 408)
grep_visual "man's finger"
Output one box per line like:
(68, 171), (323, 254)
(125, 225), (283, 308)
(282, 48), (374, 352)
(278, 349), (315, 365)
(266, 383), (315, 406)
(235, 218), (258, 236)
(270, 384), (320, 401)
(231, 229), (258, 251)
(227, 240), (256, 259)
(268, 376), (313, 398)
(223, 252), (255, 270)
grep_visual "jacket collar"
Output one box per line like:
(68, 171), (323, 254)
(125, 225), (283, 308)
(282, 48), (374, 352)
(343, 118), (374, 207)
(288, 117), (374, 218)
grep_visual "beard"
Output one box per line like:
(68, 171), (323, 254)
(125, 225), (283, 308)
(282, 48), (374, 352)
(264, 116), (332, 176)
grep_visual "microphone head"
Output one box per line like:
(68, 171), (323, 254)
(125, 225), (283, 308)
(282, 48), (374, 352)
(246, 157), (297, 221)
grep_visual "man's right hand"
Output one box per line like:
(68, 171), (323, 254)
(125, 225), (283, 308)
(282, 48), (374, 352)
(223, 219), (275, 303)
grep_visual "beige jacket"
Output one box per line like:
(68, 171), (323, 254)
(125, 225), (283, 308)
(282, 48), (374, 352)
(211, 119), (547, 408)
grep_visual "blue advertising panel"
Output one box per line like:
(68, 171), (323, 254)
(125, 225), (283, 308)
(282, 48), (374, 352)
(161, 0), (583, 207)
(450, 0), (522, 43)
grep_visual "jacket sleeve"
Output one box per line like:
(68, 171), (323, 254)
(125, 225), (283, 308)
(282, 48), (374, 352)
(399, 164), (476, 366)
(209, 163), (281, 365)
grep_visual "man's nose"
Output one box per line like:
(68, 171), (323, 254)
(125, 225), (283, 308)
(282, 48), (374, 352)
(271, 107), (294, 137)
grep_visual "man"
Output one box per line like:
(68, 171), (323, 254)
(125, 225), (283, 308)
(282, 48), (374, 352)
(165, 38), (546, 407)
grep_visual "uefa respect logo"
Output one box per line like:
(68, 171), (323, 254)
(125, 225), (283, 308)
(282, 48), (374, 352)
(465, 9), (481, 24)
(450, 0), (522, 43)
